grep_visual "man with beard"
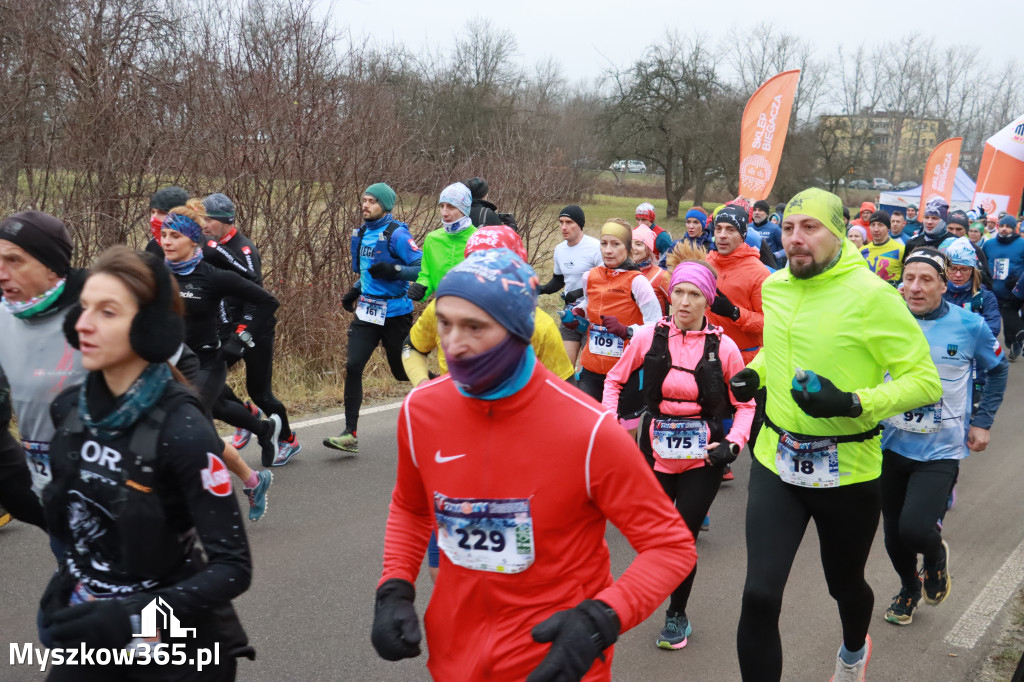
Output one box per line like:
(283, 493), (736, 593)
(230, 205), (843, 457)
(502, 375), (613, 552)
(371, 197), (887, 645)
(729, 188), (941, 681)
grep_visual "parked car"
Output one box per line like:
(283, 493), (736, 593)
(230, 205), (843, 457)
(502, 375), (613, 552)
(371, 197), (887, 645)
(848, 179), (871, 190)
(627, 160), (647, 174)
(871, 178), (893, 190)
(895, 180), (918, 191)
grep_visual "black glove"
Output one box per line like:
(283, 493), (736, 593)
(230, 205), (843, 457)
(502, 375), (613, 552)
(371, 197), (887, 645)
(39, 567), (74, 626)
(370, 579), (422, 661)
(368, 262), (402, 280)
(527, 600), (620, 682)
(406, 282), (427, 302)
(341, 286), (361, 313)
(729, 367), (760, 403)
(47, 598), (135, 650)
(562, 288), (584, 304)
(706, 441), (739, 468)
(791, 373), (859, 418)
(218, 334), (247, 362)
(710, 288), (741, 321)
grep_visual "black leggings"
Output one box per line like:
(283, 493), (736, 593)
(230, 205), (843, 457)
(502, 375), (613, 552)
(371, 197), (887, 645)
(737, 458), (881, 682)
(345, 314), (412, 432)
(577, 367), (644, 419)
(654, 465), (723, 614)
(998, 297), (1024, 349)
(217, 334), (291, 439)
(0, 431), (46, 530)
(881, 449), (958, 591)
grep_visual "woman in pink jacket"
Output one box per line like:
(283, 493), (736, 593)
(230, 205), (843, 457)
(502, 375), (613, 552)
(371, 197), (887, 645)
(603, 251), (755, 652)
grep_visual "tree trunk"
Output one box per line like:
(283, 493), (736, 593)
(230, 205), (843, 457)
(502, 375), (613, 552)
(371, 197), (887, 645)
(692, 173), (708, 208)
(664, 167), (680, 219)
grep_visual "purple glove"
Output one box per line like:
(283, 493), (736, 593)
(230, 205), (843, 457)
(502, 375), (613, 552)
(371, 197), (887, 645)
(600, 315), (630, 340)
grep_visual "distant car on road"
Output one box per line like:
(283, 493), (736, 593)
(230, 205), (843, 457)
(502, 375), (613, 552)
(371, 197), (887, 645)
(627, 160), (647, 174)
(848, 179), (871, 189)
(871, 178), (893, 190)
(895, 181), (918, 191)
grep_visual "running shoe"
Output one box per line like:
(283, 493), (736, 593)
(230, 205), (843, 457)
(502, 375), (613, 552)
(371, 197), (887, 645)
(701, 515), (710, 532)
(722, 465), (735, 481)
(922, 540), (951, 605)
(258, 414), (283, 468)
(273, 434), (302, 467)
(829, 634), (872, 682)
(884, 586), (920, 625)
(323, 429), (358, 453)
(655, 611), (692, 650)
(0, 505), (11, 529)
(231, 402), (262, 449)
(243, 470), (273, 522)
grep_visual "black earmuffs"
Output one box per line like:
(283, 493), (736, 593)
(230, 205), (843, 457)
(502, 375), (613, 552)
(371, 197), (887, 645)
(64, 251), (185, 363)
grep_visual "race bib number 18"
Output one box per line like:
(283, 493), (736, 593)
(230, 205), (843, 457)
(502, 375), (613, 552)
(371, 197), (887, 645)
(434, 493), (535, 573)
(775, 433), (840, 488)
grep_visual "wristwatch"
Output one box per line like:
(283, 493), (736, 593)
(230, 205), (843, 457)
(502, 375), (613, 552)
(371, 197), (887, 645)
(728, 442), (741, 456)
(238, 330), (255, 347)
(849, 392), (863, 417)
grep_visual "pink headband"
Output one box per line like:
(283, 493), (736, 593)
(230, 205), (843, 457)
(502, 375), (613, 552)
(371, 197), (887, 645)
(669, 262), (717, 304)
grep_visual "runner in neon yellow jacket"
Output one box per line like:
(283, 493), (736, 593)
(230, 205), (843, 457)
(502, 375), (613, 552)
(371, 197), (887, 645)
(407, 182), (477, 301)
(744, 192), (942, 486)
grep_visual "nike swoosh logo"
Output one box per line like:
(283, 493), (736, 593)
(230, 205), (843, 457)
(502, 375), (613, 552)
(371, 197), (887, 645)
(435, 451), (466, 464)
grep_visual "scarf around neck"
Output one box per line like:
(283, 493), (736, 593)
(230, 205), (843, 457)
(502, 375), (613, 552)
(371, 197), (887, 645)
(2, 278), (66, 319)
(166, 247), (203, 275)
(79, 362), (172, 440)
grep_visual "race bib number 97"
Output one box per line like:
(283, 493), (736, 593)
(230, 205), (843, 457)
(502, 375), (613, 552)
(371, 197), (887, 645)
(434, 493), (535, 573)
(886, 401), (942, 433)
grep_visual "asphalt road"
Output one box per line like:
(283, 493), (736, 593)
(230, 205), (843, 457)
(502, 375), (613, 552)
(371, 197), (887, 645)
(4, 368), (1024, 681)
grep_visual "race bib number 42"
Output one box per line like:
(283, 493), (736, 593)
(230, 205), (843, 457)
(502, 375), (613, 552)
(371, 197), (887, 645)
(434, 493), (535, 573)
(775, 433), (840, 488)
(588, 325), (624, 357)
(356, 295), (387, 325)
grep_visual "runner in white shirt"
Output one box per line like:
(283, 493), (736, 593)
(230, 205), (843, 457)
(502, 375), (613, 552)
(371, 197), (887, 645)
(538, 205), (603, 365)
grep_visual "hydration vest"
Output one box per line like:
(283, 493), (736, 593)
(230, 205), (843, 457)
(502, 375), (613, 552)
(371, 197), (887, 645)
(45, 382), (199, 580)
(350, 221), (401, 273)
(641, 323), (733, 444)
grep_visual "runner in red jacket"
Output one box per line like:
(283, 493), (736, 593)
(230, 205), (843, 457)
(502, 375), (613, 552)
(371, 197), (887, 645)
(371, 248), (696, 682)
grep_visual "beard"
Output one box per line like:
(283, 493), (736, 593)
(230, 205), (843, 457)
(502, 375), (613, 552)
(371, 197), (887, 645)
(787, 249), (836, 279)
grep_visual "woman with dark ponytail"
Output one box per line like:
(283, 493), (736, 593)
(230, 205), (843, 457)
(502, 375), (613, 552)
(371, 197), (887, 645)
(42, 246), (253, 680)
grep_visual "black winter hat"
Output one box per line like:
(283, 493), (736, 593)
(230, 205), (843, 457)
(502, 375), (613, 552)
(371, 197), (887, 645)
(842, 206), (851, 221)
(715, 205), (748, 239)
(947, 211), (970, 230)
(753, 200), (771, 213)
(0, 211), (73, 277)
(559, 205), (586, 229)
(869, 210), (891, 229)
(463, 177), (489, 200)
(775, 203), (786, 214)
(149, 186), (189, 212)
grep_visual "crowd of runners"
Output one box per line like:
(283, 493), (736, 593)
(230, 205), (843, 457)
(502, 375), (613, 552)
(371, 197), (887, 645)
(0, 176), (1023, 681)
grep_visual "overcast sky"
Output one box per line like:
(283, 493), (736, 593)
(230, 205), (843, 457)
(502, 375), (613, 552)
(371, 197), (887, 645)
(321, 0), (1020, 86)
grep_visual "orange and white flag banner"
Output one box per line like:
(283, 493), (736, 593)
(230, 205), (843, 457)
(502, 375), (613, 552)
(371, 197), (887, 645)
(973, 114), (1024, 217)
(920, 137), (962, 208)
(738, 70), (800, 201)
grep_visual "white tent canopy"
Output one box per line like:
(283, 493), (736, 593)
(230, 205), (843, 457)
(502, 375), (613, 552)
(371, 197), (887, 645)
(878, 168), (977, 213)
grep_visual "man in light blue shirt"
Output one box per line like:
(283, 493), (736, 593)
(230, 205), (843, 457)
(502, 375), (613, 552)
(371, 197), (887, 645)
(880, 247), (1008, 627)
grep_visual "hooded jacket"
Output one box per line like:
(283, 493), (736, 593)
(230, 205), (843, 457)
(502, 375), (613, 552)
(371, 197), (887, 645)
(747, 240), (942, 485)
(706, 244), (769, 363)
(415, 224), (478, 300)
(983, 232), (1024, 301)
